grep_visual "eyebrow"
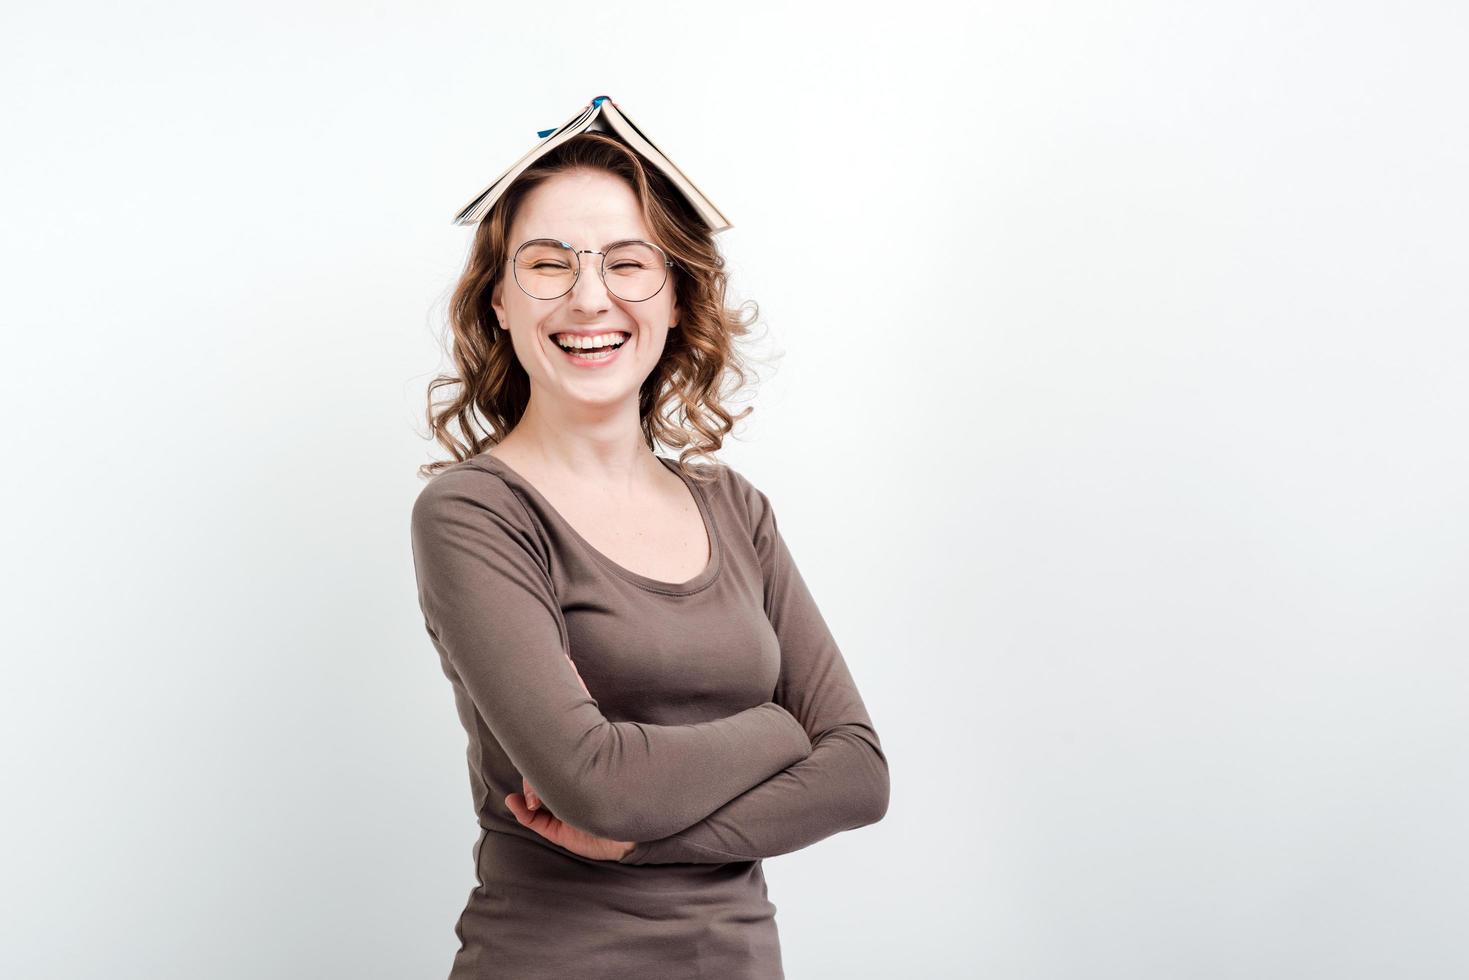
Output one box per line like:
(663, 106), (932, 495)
(532, 237), (647, 251)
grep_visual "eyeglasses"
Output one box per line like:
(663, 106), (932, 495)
(510, 238), (674, 303)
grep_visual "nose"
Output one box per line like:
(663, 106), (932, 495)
(568, 251), (613, 312)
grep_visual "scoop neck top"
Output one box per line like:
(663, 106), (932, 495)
(467, 451), (724, 596)
(408, 448), (890, 977)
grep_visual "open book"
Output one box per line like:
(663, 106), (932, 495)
(452, 95), (733, 234)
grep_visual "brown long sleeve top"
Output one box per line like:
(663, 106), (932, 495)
(409, 450), (889, 979)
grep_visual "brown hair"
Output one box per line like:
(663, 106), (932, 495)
(417, 132), (765, 483)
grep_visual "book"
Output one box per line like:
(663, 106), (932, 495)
(452, 95), (733, 233)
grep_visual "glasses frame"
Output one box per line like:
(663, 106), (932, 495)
(510, 238), (676, 303)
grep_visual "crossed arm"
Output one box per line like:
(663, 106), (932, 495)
(410, 468), (814, 844)
(620, 474), (890, 864)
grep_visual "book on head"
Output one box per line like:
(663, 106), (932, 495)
(452, 95), (732, 234)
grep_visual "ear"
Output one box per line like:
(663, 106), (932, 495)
(490, 280), (506, 331)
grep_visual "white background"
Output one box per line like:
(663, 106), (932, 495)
(3, 2), (1466, 978)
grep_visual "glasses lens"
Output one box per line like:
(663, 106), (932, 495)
(513, 240), (669, 301)
(514, 240), (578, 300)
(602, 242), (668, 302)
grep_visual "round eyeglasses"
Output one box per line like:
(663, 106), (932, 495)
(511, 238), (674, 303)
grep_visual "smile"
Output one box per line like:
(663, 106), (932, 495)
(550, 331), (630, 366)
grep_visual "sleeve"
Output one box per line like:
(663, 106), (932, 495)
(619, 470), (890, 864)
(410, 467), (814, 844)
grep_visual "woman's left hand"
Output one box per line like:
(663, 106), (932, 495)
(506, 776), (636, 862)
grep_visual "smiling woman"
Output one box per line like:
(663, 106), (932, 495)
(410, 112), (889, 980)
(484, 167), (686, 416)
(420, 130), (759, 482)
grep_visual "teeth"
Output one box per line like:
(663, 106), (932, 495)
(554, 332), (629, 350)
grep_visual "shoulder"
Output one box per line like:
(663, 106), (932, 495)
(691, 458), (776, 533)
(410, 457), (535, 537)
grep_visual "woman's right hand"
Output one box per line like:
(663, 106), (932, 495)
(505, 788), (635, 860)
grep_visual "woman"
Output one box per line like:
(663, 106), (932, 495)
(409, 131), (889, 979)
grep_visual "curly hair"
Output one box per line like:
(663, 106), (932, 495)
(418, 132), (766, 483)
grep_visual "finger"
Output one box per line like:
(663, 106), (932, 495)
(507, 792), (552, 829)
(524, 780), (541, 811)
(506, 792), (567, 847)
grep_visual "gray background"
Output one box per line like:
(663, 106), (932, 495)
(2, 1), (1465, 978)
